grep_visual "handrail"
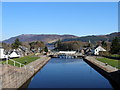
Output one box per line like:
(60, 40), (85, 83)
(6, 59), (26, 68)
(6, 59), (35, 73)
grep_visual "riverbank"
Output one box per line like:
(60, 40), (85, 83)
(1, 56), (51, 89)
(84, 56), (120, 89)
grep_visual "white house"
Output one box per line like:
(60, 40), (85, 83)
(9, 49), (21, 58)
(0, 47), (8, 59)
(93, 46), (106, 55)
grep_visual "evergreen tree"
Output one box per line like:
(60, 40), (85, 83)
(110, 37), (120, 54)
(54, 39), (61, 49)
(44, 46), (48, 52)
(101, 41), (107, 50)
(11, 38), (21, 49)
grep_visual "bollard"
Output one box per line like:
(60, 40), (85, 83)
(24, 60), (27, 64)
(105, 63), (107, 66)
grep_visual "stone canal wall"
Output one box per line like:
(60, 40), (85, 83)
(84, 56), (120, 89)
(1, 56), (51, 89)
(0, 64), (2, 90)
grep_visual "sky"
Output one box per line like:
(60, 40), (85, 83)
(2, 2), (118, 40)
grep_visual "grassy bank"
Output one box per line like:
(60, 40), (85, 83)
(96, 57), (120, 69)
(0, 55), (39, 67)
(110, 54), (120, 58)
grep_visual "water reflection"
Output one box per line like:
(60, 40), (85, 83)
(27, 58), (113, 88)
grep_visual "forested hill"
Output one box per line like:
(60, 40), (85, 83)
(61, 32), (120, 43)
(3, 34), (78, 44)
(3, 32), (120, 44)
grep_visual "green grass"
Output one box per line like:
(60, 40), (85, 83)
(96, 57), (120, 69)
(0, 55), (39, 67)
(110, 54), (120, 58)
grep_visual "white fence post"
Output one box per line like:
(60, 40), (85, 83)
(6, 60), (8, 64)
(14, 61), (15, 66)
(20, 63), (21, 68)
(6, 59), (34, 76)
(6, 57), (8, 64)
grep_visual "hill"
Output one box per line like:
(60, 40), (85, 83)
(3, 34), (78, 44)
(3, 32), (120, 44)
(61, 32), (120, 43)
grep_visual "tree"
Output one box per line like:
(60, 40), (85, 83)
(36, 41), (45, 49)
(54, 41), (84, 51)
(101, 41), (107, 50)
(110, 37), (120, 54)
(54, 39), (61, 48)
(44, 46), (48, 52)
(2, 43), (11, 51)
(11, 38), (21, 49)
(29, 42), (36, 50)
(29, 41), (45, 52)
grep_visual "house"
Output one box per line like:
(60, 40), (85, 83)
(38, 47), (43, 53)
(81, 49), (85, 55)
(93, 45), (106, 55)
(31, 49), (36, 53)
(9, 49), (21, 58)
(0, 47), (8, 59)
(18, 46), (29, 56)
(84, 48), (93, 55)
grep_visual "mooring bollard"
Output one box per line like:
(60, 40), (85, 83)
(105, 63), (108, 66)
(24, 60), (27, 64)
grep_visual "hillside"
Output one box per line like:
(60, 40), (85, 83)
(3, 34), (78, 44)
(3, 32), (120, 44)
(61, 32), (120, 43)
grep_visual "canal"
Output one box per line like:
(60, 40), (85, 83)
(27, 58), (113, 88)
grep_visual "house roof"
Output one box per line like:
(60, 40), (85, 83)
(9, 50), (20, 55)
(94, 45), (100, 49)
(94, 45), (106, 51)
(19, 46), (27, 51)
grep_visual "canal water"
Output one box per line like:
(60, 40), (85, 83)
(28, 58), (113, 88)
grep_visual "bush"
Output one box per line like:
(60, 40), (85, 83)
(99, 51), (110, 56)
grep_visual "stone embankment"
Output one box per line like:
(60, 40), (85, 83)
(84, 56), (120, 89)
(0, 56), (51, 89)
(0, 64), (2, 90)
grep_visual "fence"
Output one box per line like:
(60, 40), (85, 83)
(6, 59), (26, 68)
